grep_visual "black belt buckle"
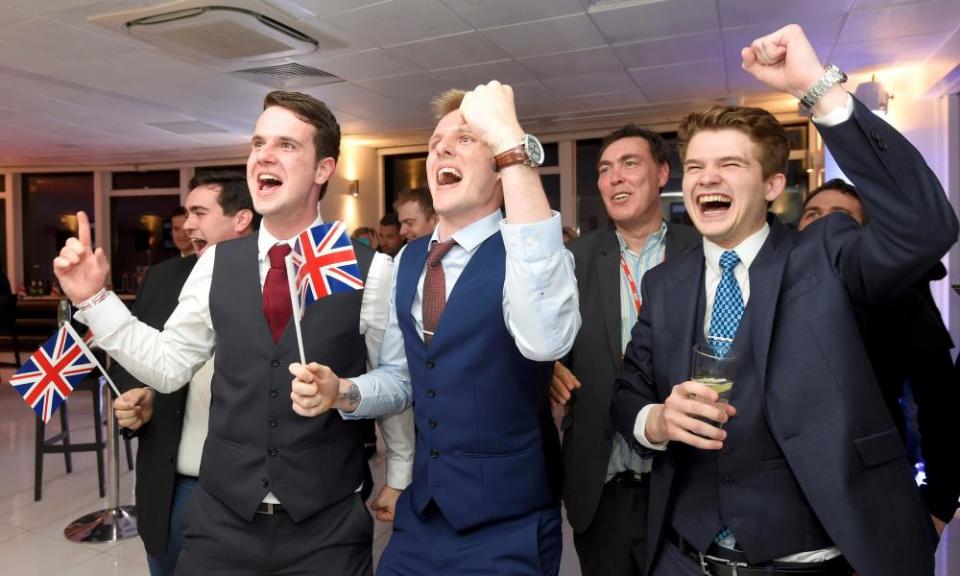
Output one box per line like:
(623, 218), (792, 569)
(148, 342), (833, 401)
(698, 552), (748, 576)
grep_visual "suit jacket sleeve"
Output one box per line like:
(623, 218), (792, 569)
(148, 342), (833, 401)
(816, 97), (959, 307)
(610, 278), (658, 455)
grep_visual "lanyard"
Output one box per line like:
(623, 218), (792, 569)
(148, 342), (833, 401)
(619, 253), (641, 316)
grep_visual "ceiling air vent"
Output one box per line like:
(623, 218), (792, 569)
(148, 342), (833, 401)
(232, 62), (345, 89)
(119, 5), (318, 71)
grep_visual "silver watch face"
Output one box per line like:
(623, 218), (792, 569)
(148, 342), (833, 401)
(523, 134), (545, 167)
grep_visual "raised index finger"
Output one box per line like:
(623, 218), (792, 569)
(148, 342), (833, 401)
(77, 211), (92, 249)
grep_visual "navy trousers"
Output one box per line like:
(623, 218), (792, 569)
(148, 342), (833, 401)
(378, 489), (562, 576)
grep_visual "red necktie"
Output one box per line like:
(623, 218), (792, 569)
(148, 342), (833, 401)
(263, 244), (293, 344)
(422, 239), (456, 344)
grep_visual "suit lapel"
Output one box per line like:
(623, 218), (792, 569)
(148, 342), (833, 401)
(596, 231), (625, 363)
(744, 218), (793, 393)
(666, 247), (704, 387)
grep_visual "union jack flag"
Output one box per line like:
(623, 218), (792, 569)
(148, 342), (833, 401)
(291, 220), (364, 313)
(9, 325), (98, 423)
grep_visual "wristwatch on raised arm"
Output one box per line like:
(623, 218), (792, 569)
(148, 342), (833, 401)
(799, 64), (847, 110)
(494, 134), (545, 170)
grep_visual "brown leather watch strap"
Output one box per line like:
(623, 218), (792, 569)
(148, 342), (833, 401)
(494, 144), (527, 171)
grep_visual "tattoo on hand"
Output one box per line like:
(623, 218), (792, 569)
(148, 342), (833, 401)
(340, 383), (361, 410)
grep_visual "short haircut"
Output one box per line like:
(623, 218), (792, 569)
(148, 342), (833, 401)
(598, 124), (671, 166)
(262, 90), (341, 199)
(379, 213), (400, 228)
(394, 186), (435, 218)
(677, 105), (789, 181)
(189, 170), (259, 228)
(171, 206), (188, 220)
(432, 89), (466, 119)
(803, 178), (860, 209)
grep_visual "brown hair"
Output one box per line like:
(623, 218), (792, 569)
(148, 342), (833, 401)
(599, 124), (671, 166)
(394, 186), (435, 218)
(432, 89), (466, 120)
(677, 105), (789, 181)
(262, 90), (341, 198)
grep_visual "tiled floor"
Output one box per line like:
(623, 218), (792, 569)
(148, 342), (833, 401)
(1, 353), (957, 575)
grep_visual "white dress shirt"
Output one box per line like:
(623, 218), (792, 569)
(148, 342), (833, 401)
(345, 209), (581, 419)
(77, 210), (413, 491)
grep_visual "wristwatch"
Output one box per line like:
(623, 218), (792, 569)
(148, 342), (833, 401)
(799, 65), (847, 110)
(494, 134), (545, 170)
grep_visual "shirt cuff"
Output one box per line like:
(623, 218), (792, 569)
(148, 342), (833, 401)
(385, 458), (413, 490)
(634, 404), (669, 451)
(499, 211), (563, 262)
(74, 291), (133, 340)
(811, 93), (854, 127)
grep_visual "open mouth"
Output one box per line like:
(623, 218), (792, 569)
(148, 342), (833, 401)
(437, 167), (463, 187)
(698, 193), (732, 216)
(611, 191), (631, 202)
(257, 173), (282, 193)
(190, 238), (208, 254)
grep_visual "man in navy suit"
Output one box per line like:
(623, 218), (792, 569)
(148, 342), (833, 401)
(291, 81), (580, 575)
(612, 25), (957, 576)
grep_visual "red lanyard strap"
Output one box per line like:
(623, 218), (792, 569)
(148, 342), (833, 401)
(619, 253), (641, 316)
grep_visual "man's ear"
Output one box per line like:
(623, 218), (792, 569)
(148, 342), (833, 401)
(764, 173), (786, 203)
(235, 209), (254, 233)
(314, 157), (337, 186)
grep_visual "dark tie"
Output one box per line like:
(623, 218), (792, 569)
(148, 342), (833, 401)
(263, 244), (293, 344)
(422, 239), (456, 344)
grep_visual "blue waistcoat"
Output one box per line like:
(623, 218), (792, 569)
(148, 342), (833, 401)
(396, 233), (556, 532)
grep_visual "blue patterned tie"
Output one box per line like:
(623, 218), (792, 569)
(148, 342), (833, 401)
(707, 250), (743, 357)
(708, 250), (743, 550)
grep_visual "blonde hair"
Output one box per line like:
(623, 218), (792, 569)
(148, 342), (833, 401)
(677, 105), (788, 181)
(432, 89), (465, 120)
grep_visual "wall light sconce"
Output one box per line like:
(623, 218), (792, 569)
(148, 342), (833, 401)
(854, 76), (892, 115)
(347, 179), (359, 197)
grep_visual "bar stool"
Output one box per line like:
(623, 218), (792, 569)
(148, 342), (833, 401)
(34, 373), (134, 501)
(0, 294), (23, 367)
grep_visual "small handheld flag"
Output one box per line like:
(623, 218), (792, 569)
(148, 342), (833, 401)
(291, 220), (364, 314)
(9, 324), (98, 423)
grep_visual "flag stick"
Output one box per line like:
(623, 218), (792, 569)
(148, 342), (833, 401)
(285, 253), (307, 365)
(62, 322), (121, 398)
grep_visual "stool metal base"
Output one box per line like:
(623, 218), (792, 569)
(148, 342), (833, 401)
(64, 505), (138, 543)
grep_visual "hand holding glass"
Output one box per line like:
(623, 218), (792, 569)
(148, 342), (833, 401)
(691, 343), (737, 428)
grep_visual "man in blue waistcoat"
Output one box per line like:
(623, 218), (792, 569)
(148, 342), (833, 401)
(290, 80), (581, 575)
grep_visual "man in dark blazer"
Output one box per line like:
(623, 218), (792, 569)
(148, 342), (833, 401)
(551, 124), (698, 575)
(112, 171), (255, 576)
(612, 25), (957, 576)
(799, 179), (960, 537)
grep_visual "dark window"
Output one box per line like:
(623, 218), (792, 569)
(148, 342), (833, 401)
(383, 153), (428, 213)
(22, 173), (94, 294)
(541, 142), (559, 168)
(541, 174), (561, 212)
(783, 124), (808, 151)
(110, 195), (182, 294)
(195, 165), (246, 179)
(112, 170), (180, 190)
(0, 198), (7, 285)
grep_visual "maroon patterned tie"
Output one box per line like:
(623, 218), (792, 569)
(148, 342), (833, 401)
(263, 244), (293, 344)
(422, 239), (456, 344)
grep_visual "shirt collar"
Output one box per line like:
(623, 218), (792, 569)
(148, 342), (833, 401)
(258, 205), (323, 262)
(430, 209), (503, 253)
(703, 222), (770, 274)
(615, 221), (668, 257)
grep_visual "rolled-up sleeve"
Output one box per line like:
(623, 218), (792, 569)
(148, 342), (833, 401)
(501, 212), (581, 361)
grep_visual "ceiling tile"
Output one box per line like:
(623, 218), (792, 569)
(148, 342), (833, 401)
(0, 16), (141, 61)
(355, 72), (454, 109)
(441, 0), (584, 28)
(322, 0), (470, 46)
(519, 47), (624, 80)
(436, 60), (537, 88)
(310, 82), (429, 121)
(630, 59), (728, 102)
(0, 4), (32, 27)
(284, 0), (388, 19)
(614, 31), (722, 69)
(298, 49), (423, 81)
(386, 31), (506, 70)
(542, 71), (639, 97)
(588, 0), (719, 44)
(568, 91), (650, 112)
(481, 14), (606, 59)
(831, 33), (950, 71)
(841, 0), (960, 43)
(717, 0), (847, 29)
